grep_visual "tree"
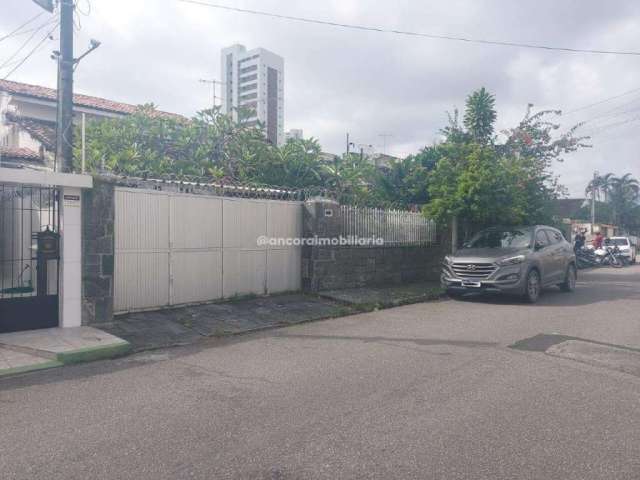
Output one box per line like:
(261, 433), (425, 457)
(369, 154), (432, 208)
(424, 89), (587, 239)
(583, 172), (639, 230)
(321, 152), (376, 205)
(235, 137), (324, 188)
(424, 144), (528, 232)
(74, 105), (270, 180)
(463, 87), (497, 144)
(585, 172), (615, 203)
(608, 173), (639, 229)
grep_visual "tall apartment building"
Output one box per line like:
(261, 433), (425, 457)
(221, 44), (284, 146)
(285, 128), (303, 142)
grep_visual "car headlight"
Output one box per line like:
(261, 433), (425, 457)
(443, 255), (453, 265)
(498, 255), (525, 266)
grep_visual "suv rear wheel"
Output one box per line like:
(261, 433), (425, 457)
(523, 269), (541, 303)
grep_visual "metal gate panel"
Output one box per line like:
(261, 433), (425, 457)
(222, 198), (267, 249)
(114, 189), (302, 313)
(171, 250), (222, 305)
(115, 189), (169, 252)
(222, 198), (268, 297)
(266, 201), (302, 293)
(222, 249), (267, 297)
(114, 251), (170, 312)
(170, 195), (222, 250)
(114, 189), (170, 313)
(267, 248), (301, 293)
(0, 184), (60, 332)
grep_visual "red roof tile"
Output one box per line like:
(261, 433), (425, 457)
(5, 112), (56, 150)
(0, 146), (43, 162)
(0, 79), (183, 120)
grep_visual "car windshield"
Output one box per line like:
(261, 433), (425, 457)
(608, 238), (628, 246)
(464, 228), (531, 249)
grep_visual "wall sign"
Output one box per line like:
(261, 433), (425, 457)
(63, 194), (80, 207)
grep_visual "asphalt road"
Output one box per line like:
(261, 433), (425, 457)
(2, 266), (640, 479)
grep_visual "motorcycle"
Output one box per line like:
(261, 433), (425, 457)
(575, 247), (599, 269)
(576, 245), (627, 269)
(594, 245), (626, 268)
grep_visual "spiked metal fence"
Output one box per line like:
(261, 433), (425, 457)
(340, 205), (437, 246)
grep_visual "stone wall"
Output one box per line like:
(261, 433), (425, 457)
(302, 199), (447, 292)
(82, 178), (115, 325)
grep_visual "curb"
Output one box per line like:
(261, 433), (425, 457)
(0, 359), (63, 378)
(0, 341), (132, 378)
(317, 287), (444, 312)
(55, 341), (132, 365)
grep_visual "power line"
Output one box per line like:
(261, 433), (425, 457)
(0, 11), (44, 43)
(563, 86), (640, 116)
(580, 102), (640, 126)
(179, 0), (640, 57)
(579, 115), (640, 137)
(0, 18), (58, 70)
(2, 22), (59, 80)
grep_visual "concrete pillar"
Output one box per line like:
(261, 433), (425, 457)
(59, 186), (82, 327)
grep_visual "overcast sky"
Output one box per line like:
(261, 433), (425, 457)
(3, 0), (640, 196)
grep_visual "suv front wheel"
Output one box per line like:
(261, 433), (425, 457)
(559, 264), (577, 292)
(523, 269), (541, 303)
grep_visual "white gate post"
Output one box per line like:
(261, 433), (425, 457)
(59, 186), (83, 327)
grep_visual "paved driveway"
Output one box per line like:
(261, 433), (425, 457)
(2, 266), (640, 479)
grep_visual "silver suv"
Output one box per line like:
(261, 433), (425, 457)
(441, 225), (577, 303)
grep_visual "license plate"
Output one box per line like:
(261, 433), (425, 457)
(462, 280), (481, 288)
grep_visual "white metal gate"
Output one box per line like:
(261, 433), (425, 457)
(114, 188), (302, 313)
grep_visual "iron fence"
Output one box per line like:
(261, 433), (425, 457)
(339, 205), (437, 246)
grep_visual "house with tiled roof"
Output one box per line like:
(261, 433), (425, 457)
(0, 79), (181, 170)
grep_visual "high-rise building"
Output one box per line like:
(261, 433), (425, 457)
(221, 44), (284, 146)
(285, 128), (303, 142)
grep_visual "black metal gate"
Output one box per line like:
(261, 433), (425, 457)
(0, 184), (60, 333)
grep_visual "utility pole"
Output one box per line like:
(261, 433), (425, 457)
(345, 133), (350, 156)
(378, 133), (393, 155)
(56, 0), (74, 173)
(591, 170), (598, 233)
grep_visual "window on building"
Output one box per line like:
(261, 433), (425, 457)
(239, 83), (257, 93)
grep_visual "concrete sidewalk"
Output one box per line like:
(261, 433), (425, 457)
(0, 283), (442, 376)
(100, 293), (353, 352)
(100, 283), (442, 353)
(0, 327), (130, 377)
(320, 281), (443, 309)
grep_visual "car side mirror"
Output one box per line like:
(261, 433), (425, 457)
(534, 242), (544, 251)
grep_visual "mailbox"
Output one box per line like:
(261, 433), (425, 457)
(37, 228), (60, 260)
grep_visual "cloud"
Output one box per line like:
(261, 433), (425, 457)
(2, 0), (640, 194)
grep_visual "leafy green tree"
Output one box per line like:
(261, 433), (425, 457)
(74, 105), (269, 179)
(463, 87), (497, 144)
(321, 152), (376, 205)
(583, 172), (639, 230)
(423, 145), (528, 230)
(608, 173), (639, 229)
(235, 137), (324, 188)
(424, 89), (587, 239)
(369, 154), (432, 208)
(585, 172), (615, 203)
